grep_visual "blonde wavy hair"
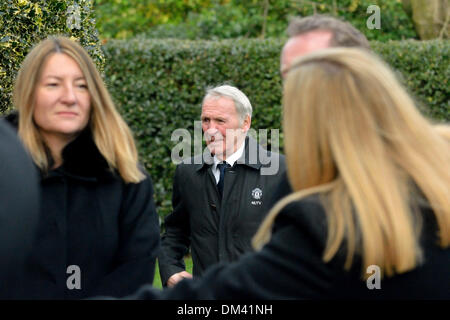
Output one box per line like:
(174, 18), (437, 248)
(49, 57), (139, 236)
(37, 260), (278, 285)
(13, 36), (144, 183)
(253, 48), (450, 278)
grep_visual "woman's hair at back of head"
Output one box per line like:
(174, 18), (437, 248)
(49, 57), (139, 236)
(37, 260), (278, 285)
(13, 36), (144, 183)
(253, 47), (450, 278)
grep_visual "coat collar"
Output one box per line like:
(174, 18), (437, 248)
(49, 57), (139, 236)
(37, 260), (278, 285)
(193, 135), (277, 172)
(57, 128), (113, 181)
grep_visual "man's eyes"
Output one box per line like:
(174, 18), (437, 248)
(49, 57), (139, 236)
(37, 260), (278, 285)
(202, 118), (225, 123)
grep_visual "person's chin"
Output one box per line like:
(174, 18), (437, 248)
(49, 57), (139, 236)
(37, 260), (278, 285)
(207, 144), (225, 158)
(54, 125), (85, 136)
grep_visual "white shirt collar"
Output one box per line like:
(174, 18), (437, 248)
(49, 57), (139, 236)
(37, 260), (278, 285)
(213, 139), (246, 170)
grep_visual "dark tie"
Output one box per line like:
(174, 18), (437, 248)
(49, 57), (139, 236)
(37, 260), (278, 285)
(217, 162), (230, 196)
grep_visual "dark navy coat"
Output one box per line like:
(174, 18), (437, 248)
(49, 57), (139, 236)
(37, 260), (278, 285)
(158, 136), (286, 285)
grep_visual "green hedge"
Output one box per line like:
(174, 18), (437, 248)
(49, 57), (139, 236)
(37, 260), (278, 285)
(0, 0), (104, 113)
(372, 40), (450, 120)
(102, 38), (283, 219)
(100, 39), (449, 219)
(94, 0), (417, 41)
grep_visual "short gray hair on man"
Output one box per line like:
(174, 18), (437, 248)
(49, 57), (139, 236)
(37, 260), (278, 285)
(203, 85), (253, 124)
(287, 14), (370, 50)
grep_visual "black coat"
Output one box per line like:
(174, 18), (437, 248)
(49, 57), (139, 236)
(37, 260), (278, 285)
(268, 171), (293, 208)
(0, 120), (39, 297)
(133, 196), (450, 300)
(158, 136), (286, 285)
(4, 113), (160, 299)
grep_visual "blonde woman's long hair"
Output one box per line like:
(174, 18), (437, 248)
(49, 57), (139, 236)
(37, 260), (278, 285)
(13, 36), (144, 183)
(253, 48), (450, 278)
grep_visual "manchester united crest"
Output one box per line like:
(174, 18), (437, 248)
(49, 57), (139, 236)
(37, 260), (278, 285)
(251, 188), (263, 204)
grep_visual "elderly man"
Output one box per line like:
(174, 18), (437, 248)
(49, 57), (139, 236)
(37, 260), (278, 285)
(159, 85), (285, 287)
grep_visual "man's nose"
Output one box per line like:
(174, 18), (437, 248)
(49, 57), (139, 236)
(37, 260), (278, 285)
(204, 126), (223, 141)
(205, 121), (219, 132)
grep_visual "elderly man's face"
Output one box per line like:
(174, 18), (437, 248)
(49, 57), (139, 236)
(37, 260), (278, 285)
(201, 96), (250, 160)
(280, 30), (333, 78)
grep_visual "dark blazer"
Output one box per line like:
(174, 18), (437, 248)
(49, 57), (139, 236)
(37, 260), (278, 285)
(134, 196), (450, 300)
(158, 136), (286, 285)
(0, 119), (39, 297)
(4, 113), (160, 299)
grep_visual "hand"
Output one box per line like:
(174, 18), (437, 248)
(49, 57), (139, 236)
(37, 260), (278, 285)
(167, 271), (193, 287)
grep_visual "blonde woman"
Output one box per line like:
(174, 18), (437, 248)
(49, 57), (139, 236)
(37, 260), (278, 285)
(4, 36), (160, 299)
(126, 48), (449, 300)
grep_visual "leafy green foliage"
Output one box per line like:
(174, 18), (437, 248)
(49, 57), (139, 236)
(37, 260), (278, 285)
(94, 0), (417, 41)
(93, 0), (214, 39)
(290, 0), (418, 41)
(0, 0), (104, 113)
(101, 39), (448, 219)
(371, 40), (450, 121)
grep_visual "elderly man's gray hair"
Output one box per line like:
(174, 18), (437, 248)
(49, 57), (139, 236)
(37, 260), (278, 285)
(203, 85), (253, 124)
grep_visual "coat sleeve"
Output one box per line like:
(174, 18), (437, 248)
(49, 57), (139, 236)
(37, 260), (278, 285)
(89, 171), (161, 298)
(126, 200), (335, 300)
(158, 165), (192, 286)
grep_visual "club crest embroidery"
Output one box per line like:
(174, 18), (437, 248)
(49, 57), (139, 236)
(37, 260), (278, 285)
(251, 188), (263, 205)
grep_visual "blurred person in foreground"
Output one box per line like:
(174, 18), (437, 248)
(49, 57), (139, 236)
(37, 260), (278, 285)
(4, 36), (160, 299)
(122, 47), (449, 299)
(0, 120), (39, 298)
(271, 14), (371, 206)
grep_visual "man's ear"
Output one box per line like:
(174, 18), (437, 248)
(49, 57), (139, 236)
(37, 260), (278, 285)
(242, 115), (251, 133)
